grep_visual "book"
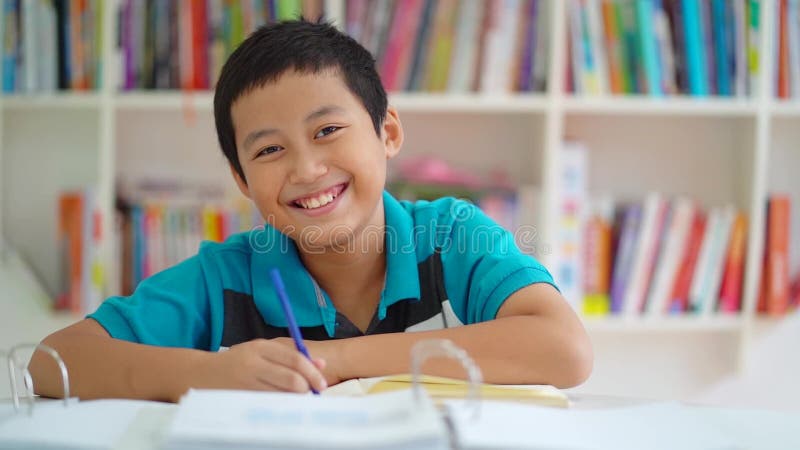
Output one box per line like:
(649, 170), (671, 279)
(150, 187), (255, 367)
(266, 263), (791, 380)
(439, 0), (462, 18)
(668, 211), (706, 313)
(583, 195), (614, 316)
(718, 212), (748, 313)
(624, 193), (667, 315)
(325, 374), (569, 408)
(610, 204), (642, 314)
(645, 197), (695, 316)
(764, 195), (791, 315)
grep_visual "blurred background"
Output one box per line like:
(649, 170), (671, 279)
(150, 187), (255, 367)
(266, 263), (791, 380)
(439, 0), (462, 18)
(1, 0), (798, 410)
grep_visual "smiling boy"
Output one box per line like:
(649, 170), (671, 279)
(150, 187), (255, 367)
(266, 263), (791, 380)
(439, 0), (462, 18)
(31, 20), (592, 401)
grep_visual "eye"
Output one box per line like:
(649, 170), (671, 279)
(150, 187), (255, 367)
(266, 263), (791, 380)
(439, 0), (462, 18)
(315, 126), (340, 139)
(256, 145), (283, 158)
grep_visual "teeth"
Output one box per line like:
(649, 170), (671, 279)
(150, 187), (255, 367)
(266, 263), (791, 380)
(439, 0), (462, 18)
(298, 191), (338, 209)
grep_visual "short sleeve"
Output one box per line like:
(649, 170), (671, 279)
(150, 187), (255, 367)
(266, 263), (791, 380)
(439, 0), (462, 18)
(439, 200), (558, 324)
(87, 255), (211, 349)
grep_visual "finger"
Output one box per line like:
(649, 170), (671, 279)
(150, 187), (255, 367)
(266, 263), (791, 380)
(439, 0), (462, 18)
(257, 343), (328, 392)
(257, 362), (319, 393)
(313, 358), (326, 370)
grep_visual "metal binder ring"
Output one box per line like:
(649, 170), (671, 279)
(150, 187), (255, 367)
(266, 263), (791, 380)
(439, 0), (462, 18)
(410, 339), (483, 419)
(8, 343), (71, 414)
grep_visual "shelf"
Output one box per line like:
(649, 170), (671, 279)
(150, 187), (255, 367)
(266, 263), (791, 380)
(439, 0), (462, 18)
(388, 93), (549, 113)
(770, 101), (800, 117)
(114, 91), (551, 113)
(0, 92), (102, 110)
(562, 96), (758, 117)
(581, 315), (744, 333)
(114, 91), (215, 111)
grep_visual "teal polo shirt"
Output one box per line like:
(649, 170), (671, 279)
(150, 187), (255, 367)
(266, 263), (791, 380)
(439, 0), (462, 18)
(89, 191), (557, 350)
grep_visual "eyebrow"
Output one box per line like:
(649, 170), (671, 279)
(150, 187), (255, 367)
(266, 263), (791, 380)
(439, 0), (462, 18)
(241, 105), (346, 151)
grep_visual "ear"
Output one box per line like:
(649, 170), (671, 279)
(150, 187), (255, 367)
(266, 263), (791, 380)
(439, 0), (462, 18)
(381, 106), (403, 160)
(230, 164), (251, 199)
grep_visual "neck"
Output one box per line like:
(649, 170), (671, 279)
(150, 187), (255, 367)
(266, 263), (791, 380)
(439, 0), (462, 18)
(298, 203), (387, 301)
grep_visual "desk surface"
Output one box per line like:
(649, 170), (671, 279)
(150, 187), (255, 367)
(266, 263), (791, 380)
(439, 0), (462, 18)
(1, 393), (799, 450)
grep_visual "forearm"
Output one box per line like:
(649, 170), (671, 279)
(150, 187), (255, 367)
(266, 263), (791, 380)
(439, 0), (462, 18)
(29, 331), (207, 402)
(335, 315), (592, 388)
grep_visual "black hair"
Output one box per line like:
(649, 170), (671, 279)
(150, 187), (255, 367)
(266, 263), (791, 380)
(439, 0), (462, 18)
(214, 19), (388, 182)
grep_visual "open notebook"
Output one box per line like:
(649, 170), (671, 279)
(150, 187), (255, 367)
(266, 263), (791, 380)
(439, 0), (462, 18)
(324, 374), (570, 408)
(164, 388), (449, 450)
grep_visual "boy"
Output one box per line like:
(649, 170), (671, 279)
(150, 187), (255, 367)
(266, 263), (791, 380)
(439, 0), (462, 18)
(31, 20), (592, 401)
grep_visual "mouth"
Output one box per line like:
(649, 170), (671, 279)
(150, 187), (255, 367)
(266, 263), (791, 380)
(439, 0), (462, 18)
(289, 182), (349, 212)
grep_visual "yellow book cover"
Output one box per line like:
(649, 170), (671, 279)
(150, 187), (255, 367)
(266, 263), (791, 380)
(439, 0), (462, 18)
(328, 374), (569, 408)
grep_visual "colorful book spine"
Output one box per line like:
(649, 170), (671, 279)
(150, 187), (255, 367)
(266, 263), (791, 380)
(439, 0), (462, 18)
(601, 0), (624, 94)
(278, 0), (302, 20)
(646, 198), (694, 316)
(610, 204), (642, 314)
(404, 0), (436, 92)
(698, 206), (736, 316)
(624, 193), (667, 315)
(719, 213), (748, 313)
(517, 0), (538, 92)
(2, 0), (18, 92)
(668, 211), (706, 313)
(764, 195), (791, 315)
(711, 0), (731, 96)
(747, 0), (760, 96)
(653, 0), (676, 94)
(425, 0), (458, 92)
(380, 0), (423, 92)
(636, 0), (663, 96)
(778, 0), (790, 98)
(446, 0), (482, 92)
(682, 0), (707, 95)
(788, 0), (800, 98)
(583, 197), (613, 316)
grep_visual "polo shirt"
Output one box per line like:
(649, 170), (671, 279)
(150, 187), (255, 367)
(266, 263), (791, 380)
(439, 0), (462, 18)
(89, 191), (557, 350)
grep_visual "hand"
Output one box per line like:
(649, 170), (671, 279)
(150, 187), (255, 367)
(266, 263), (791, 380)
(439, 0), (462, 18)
(192, 339), (328, 394)
(274, 337), (345, 387)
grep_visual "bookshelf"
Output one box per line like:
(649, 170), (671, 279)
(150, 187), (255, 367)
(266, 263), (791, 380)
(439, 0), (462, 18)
(0, 1), (797, 400)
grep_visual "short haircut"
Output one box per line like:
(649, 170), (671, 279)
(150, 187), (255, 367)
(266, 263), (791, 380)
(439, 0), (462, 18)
(214, 19), (388, 182)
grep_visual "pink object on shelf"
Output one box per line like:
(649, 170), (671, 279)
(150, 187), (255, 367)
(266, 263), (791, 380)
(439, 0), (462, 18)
(395, 155), (484, 188)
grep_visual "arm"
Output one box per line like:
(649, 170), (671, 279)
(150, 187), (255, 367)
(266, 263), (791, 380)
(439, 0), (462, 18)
(310, 283), (593, 388)
(29, 319), (328, 402)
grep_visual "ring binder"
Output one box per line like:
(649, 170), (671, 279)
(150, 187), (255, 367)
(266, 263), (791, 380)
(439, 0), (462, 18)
(410, 338), (483, 419)
(2, 343), (71, 415)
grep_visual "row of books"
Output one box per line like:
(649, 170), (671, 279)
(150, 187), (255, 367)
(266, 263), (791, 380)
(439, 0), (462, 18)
(114, 198), (262, 297)
(552, 141), (751, 317)
(2, 0), (104, 93)
(582, 195), (750, 317)
(567, 0), (760, 97)
(118, 0), (326, 91)
(345, 0), (549, 93)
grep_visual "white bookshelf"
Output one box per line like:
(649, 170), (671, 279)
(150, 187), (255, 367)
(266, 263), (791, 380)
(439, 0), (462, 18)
(1, 0), (797, 400)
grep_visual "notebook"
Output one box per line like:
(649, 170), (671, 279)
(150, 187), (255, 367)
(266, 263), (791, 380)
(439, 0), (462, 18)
(0, 399), (171, 450)
(444, 400), (740, 450)
(163, 388), (449, 450)
(324, 374), (569, 408)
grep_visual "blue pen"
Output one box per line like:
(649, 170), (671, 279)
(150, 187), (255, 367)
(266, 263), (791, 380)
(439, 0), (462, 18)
(269, 268), (320, 395)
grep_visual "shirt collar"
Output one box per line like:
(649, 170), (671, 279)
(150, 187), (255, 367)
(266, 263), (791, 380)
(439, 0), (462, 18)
(250, 227), (336, 334)
(250, 190), (421, 330)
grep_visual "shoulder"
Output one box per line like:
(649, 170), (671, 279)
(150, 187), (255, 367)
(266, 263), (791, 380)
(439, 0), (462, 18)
(397, 196), (478, 230)
(194, 230), (257, 275)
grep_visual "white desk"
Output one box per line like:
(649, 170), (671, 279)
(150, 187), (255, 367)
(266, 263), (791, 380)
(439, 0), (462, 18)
(2, 393), (799, 450)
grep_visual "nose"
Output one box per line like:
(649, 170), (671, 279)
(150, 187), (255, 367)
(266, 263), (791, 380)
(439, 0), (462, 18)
(288, 148), (328, 185)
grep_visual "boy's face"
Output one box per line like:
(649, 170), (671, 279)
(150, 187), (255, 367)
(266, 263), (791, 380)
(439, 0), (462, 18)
(230, 70), (402, 249)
